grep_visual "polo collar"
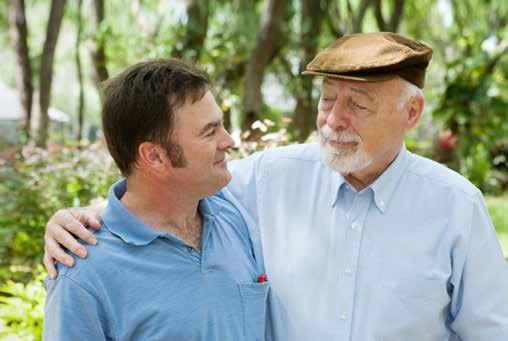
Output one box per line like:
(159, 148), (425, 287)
(101, 179), (160, 246)
(101, 179), (220, 246)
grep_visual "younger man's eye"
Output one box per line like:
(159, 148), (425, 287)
(206, 127), (217, 137)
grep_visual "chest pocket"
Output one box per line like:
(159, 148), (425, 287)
(238, 282), (270, 341)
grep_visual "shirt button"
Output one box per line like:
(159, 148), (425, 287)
(344, 267), (353, 275)
(186, 246), (194, 253)
(351, 222), (360, 231)
(379, 200), (385, 208)
(340, 312), (348, 321)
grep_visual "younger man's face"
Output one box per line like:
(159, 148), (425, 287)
(169, 91), (235, 196)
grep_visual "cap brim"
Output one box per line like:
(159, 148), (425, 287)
(301, 70), (397, 83)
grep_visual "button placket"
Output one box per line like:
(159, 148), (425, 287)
(351, 222), (361, 231)
(336, 191), (372, 340)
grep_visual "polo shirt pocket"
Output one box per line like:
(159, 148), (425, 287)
(238, 282), (270, 341)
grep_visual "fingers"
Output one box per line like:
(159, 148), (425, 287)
(45, 235), (75, 268)
(73, 208), (102, 230)
(44, 250), (58, 279)
(56, 209), (98, 245)
(47, 221), (90, 258)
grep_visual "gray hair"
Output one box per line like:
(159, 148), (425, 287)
(397, 80), (423, 110)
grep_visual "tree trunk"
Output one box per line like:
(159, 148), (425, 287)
(293, 0), (325, 141)
(173, 0), (209, 60)
(373, 0), (405, 32)
(389, 0), (405, 32)
(37, 0), (66, 147)
(90, 0), (109, 96)
(373, 0), (388, 31)
(9, 0), (33, 139)
(352, 0), (371, 33)
(76, 0), (84, 142)
(242, 0), (289, 131)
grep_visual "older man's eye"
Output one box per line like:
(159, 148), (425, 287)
(351, 101), (369, 111)
(320, 101), (333, 111)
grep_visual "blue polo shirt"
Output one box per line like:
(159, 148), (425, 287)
(44, 179), (269, 341)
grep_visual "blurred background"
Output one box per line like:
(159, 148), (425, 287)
(0, 0), (507, 339)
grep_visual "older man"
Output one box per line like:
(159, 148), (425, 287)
(43, 33), (508, 340)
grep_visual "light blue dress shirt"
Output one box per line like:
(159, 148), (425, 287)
(44, 179), (269, 341)
(224, 143), (508, 341)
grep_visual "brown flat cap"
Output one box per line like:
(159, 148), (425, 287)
(302, 32), (433, 88)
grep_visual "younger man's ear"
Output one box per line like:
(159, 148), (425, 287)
(138, 142), (166, 170)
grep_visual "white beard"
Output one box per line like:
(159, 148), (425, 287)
(319, 125), (373, 173)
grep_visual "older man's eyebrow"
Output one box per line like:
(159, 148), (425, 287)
(350, 87), (375, 102)
(322, 78), (338, 87)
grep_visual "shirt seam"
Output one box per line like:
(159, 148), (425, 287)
(405, 167), (480, 201)
(58, 274), (118, 340)
(263, 143), (322, 163)
(268, 155), (322, 162)
(449, 195), (476, 326)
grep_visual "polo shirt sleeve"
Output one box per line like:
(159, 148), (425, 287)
(44, 275), (113, 340)
(449, 194), (508, 340)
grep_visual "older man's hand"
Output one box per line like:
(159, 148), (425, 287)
(44, 203), (105, 279)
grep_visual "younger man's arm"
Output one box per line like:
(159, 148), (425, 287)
(44, 275), (113, 340)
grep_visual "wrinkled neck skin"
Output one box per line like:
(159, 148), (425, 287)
(342, 141), (402, 191)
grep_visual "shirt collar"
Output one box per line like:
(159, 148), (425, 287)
(369, 144), (409, 214)
(328, 144), (409, 211)
(101, 179), (160, 245)
(198, 195), (218, 222)
(330, 168), (346, 207)
(102, 179), (220, 246)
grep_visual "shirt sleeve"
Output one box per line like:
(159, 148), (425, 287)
(449, 193), (508, 340)
(44, 275), (113, 340)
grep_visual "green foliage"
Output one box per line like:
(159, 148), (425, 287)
(431, 26), (508, 191)
(0, 268), (46, 341)
(0, 142), (119, 282)
(486, 194), (508, 258)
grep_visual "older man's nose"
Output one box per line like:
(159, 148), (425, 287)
(326, 104), (350, 131)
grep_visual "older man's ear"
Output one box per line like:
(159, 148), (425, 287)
(404, 94), (425, 131)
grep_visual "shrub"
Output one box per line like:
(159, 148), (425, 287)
(0, 267), (46, 340)
(0, 142), (119, 282)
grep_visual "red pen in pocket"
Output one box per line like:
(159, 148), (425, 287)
(257, 274), (268, 283)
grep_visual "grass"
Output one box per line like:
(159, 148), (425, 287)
(486, 194), (508, 258)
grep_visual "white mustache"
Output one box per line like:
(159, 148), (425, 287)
(319, 125), (361, 143)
